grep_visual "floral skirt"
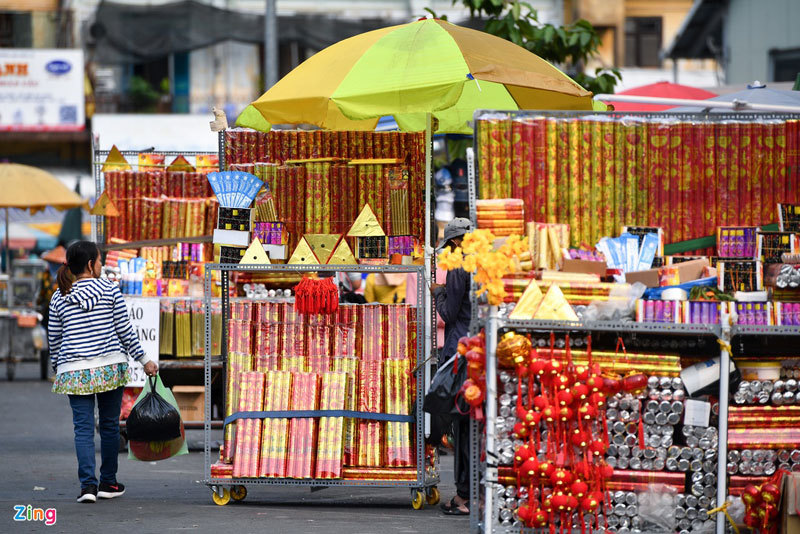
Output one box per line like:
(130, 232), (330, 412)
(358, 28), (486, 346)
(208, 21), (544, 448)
(52, 362), (130, 395)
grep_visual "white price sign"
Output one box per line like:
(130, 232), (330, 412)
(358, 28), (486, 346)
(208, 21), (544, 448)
(124, 297), (160, 387)
(0, 48), (85, 131)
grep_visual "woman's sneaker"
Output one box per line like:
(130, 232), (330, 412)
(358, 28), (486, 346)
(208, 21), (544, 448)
(97, 482), (125, 499)
(77, 485), (97, 503)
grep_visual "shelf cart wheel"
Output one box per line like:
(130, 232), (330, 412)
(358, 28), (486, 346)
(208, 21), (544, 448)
(230, 485), (247, 501)
(425, 486), (440, 505)
(411, 489), (425, 510)
(211, 486), (231, 506)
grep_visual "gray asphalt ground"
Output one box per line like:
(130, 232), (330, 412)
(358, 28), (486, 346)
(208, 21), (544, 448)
(0, 362), (468, 534)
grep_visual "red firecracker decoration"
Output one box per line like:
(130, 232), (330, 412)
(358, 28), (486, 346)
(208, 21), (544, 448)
(294, 276), (339, 314)
(741, 472), (787, 534)
(504, 333), (611, 534)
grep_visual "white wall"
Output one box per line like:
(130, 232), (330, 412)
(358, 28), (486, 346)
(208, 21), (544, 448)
(726, 0), (800, 84)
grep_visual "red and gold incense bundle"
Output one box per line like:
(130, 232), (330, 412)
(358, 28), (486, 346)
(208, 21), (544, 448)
(286, 372), (320, 478)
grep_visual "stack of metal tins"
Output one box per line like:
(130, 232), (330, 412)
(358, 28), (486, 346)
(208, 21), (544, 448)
(734, 379), (800, 405)
(726, 449), (779, 475)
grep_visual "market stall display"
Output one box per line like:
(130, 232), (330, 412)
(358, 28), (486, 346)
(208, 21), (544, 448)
(475, 113), (800, 249)
(224, 129), (426, 250)
(202, 264), (439, 508)
(460, 111), (800, 534)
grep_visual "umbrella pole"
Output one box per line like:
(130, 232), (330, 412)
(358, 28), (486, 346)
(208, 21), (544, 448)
(4, 207), (7, 277)
(423, 111), (433, 408)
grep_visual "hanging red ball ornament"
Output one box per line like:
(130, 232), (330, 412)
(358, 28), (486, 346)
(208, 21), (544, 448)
(575, 365), (590, 381)
(546, 359), (562, 376)
(551, 493), (569, 512)
(570, 429), (589, 448)
(559, 406), (573, 423)
(588, 440), (607, 457)
(572, 383), (589, 400)
(516, 364), (529, 378)
(516, 404), (528, 420)
(542, 406), (557, 424)
(531, 509), (549, 528)
(516, 503), (533, 525)
(519, 458), (539, 484)
(742, 485), (762, 507)
(529, 358), (546, 377)
(590, 391), (607, 408)
(550, 469), (573, 488)
(524, 409), (541, 428)
(585, 375), (603, 393)
(457, 337), (469, 355)
(581, 494), (600, 512)
(555, 373), (571, 390)
(538, 460), (555, 481)
(570, 480), (589, 499)
(514, 443), (532, 467)
(556, 389), (574, 407)
(542, 493), (554, 514)
(512, 422), (530, 439)
(578, 403), (597, 421)
(533, 395), (549, 412)
(761, 483), (781, 505)
(566, 495), (579, 510)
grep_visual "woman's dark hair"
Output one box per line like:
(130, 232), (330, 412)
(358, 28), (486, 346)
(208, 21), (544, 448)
(57, 241), (100, 295)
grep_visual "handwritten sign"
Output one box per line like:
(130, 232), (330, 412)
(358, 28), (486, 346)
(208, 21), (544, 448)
(124, 297), (160, 387)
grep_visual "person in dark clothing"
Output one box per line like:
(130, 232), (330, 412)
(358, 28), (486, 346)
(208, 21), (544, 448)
(431, 217), (472, 516)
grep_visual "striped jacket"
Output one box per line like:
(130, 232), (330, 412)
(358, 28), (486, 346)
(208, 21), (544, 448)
(48, 278), (150, 374)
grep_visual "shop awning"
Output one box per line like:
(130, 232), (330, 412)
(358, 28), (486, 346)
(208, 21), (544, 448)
(663, 0), (725, 60)
(91, 0), (391, 64)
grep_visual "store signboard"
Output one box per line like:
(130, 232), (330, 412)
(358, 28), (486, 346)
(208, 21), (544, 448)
(124, 297), (160, 387)
(0, 48), (85, 131)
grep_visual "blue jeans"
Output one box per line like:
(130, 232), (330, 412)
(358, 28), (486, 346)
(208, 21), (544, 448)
(68, 387), (124, 488)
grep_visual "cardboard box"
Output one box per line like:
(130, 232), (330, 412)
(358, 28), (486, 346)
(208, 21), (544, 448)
(562, 259), (607, 276)
(213, 229), (250, 247)
(172, 385), (205, 423)
(783, 473), (800, 534)
(625, 258), (709, 288)
(264, 244), (287, 260)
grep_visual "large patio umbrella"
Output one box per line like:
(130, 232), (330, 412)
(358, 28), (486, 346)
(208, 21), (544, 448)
(0, 164), (85, 275)
(668, 83), (800, 112)
(241, 17), (594, 134)
(606, 81), (717, 111)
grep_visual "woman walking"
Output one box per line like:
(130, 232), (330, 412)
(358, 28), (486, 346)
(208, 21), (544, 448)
(48, 241), (157, 503)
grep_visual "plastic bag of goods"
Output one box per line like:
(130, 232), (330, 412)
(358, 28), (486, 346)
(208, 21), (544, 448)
(127, 375), (188, 461)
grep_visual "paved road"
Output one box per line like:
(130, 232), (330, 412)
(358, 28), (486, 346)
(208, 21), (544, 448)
(1, 363), (468, 534)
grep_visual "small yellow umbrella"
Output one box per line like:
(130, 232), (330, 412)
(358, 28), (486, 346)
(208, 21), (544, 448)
(0, 163), (85, 274)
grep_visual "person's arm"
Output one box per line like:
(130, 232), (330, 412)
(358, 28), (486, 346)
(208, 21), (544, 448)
(434, 269), (468, 324)
(364, 274), (376, 303)
(347, 272), (362, 291)
(111, 285), (151, 365)
(47, 299), (62, 372)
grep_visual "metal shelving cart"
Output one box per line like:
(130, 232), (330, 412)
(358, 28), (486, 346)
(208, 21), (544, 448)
(202, 263), (440, 507)
(471, 312), (800, 534)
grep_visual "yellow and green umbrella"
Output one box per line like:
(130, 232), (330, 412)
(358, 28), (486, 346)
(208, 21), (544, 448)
(240, 18), (594, 134)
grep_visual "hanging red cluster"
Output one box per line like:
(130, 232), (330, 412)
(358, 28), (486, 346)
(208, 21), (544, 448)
(741, 470), (787, 534)
(456, 332), (487, 421)
(294, 276), (339, 314)
(501, 331), (647, 534)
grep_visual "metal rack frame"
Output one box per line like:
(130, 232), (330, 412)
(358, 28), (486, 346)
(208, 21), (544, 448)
(201, 263), (440, 499)
(472, 311), (800, 534)
(91, 144), (221, 246)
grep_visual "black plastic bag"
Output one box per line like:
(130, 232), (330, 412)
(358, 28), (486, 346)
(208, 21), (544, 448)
(126, 375), (182, 442)
(423, 353), (469, 417)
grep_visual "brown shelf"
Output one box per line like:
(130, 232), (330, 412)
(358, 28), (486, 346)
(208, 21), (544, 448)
(159, 358), (223, 370)
(102, 235), (213, 251)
